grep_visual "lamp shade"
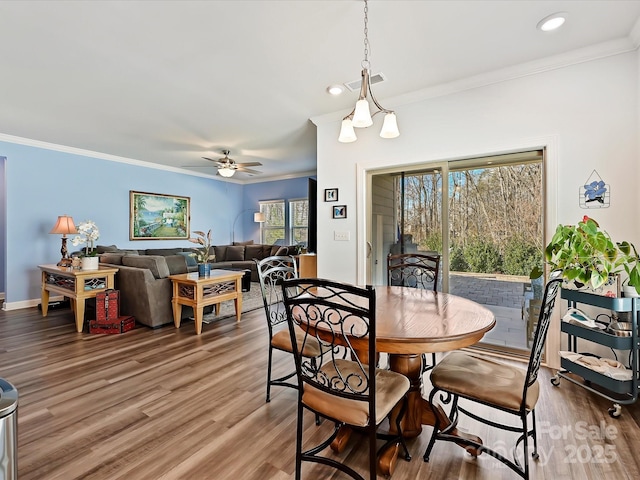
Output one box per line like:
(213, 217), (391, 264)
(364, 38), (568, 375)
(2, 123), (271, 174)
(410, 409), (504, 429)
(380, 112), (400, 138)
(352, 99), (373, 127)
(254, 212), (265, 223)
(49, 215), (78, 235)
(338, 119), (357, 143)
(218, 167), (235, 177)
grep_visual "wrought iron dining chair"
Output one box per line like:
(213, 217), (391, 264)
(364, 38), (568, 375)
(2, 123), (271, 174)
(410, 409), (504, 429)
(256, 255), (321, 403)
(282, 277), (412, 480)
(387, 252), (441, 373)
(423, 271), (563, 479)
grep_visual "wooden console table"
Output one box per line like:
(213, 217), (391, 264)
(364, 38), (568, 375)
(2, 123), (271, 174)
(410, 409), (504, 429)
(169, 269), (245, 335)
(38, 264), (119, 333)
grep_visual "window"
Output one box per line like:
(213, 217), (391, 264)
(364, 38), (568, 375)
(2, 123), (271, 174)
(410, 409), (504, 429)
(289, 198), (308, 247)
(259, 198), (309, 246)
(259, 200), (285, 245)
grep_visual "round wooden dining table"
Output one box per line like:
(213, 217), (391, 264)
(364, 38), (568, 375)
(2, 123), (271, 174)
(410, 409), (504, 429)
(372, 285), (495, 437)
(325, 286), (496, 474)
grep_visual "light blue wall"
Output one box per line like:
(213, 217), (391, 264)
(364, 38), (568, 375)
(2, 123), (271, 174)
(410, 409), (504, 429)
(1, 141), (314, 307)
(0, 156), (5, 295)
(1, 141), (245, 306)
(242, 177), (313, 244)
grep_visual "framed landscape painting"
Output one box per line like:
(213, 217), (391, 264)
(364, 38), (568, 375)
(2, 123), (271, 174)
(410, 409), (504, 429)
(130, 191), (190, 240)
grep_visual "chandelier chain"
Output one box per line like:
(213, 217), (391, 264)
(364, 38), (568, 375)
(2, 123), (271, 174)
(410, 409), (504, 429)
(362, 0), (370, 69)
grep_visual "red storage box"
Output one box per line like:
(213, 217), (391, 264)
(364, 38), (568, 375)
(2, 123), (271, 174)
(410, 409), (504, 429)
(89, 316), (135, 334)
(95, 289), (120, 322)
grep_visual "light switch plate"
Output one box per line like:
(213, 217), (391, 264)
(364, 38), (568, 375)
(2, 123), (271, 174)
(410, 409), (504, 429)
(334, 231), (350, 241)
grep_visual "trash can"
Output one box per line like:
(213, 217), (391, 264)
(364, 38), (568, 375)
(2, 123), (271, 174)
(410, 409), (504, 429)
(0, 378), (18, 480)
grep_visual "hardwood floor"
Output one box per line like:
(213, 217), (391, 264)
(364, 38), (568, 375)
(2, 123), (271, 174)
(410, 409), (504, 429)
(1, 305), (639, 479)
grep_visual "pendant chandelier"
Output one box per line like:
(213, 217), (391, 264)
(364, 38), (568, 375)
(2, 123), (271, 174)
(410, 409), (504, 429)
(338, 0), (399, 143)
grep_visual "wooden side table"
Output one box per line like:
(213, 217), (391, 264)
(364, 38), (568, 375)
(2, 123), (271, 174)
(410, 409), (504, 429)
(38, 264), (119, 333)
(169, 269), (245, 335)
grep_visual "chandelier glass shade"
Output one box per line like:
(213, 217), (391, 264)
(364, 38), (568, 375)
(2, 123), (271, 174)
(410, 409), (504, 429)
(338, 0), (399, 143)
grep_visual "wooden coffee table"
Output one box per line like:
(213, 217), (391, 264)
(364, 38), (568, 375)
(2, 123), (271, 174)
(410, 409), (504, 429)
(169, 269), (245, 334)
(38, 264), (119, 333)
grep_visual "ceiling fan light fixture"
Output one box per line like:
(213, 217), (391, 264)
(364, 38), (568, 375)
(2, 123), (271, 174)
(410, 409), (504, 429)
(338, 0), (398, 143)
(218, 167), (235, 177)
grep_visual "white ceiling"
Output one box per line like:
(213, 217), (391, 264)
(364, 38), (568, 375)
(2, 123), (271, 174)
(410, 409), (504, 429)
(1, 1), (640, 182)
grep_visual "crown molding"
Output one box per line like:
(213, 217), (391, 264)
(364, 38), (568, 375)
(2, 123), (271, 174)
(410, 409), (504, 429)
(311, 36), (638, 126)
(0, 132), (314, 184)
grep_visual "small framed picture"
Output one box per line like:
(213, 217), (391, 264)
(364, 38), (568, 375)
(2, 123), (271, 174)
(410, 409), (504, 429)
(324, 188), (338, 202)
(332, 205), (347, 219)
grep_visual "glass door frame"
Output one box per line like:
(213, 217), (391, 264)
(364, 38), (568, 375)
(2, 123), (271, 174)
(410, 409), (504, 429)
(360, 142), (561, 368)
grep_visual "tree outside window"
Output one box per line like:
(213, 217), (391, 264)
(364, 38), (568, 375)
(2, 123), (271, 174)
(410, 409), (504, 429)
(259, 200), (285, 244)
(289, 199), (308, 246)
(259, 198), (309, 246)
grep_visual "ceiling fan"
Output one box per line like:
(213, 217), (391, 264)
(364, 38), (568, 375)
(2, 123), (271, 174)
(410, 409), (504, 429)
(202, 150), (262, 177)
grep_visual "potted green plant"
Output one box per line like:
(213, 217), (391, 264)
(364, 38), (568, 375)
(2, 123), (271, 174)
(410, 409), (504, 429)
(188, 229), (215, 276)
(531, 216), (640, 296)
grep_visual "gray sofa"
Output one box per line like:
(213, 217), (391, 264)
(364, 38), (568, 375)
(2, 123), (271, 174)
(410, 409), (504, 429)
(97, 253), (193, 328)
(97, 242), (293, 282)
(94, 242), (295, 328)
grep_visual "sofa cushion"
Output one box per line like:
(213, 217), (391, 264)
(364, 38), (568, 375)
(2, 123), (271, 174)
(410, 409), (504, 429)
(214, 245), (228, 262)
(164, 254), (188, 275)
(122, 255), (170, 279)
(177, 251), (197, 267)
(245, 244), (264, 261)
(233, 240), (254, 246)
(270, 245), (281, 256)
(226, 245), (245, 261)
(96, 244), (119, 253)
(99, 253), (126, 265)
(145, 248), (184, 256)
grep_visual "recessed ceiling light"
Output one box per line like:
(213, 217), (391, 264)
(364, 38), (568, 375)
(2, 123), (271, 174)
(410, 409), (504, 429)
(537, 12), (567, 32)
(326, 85), (344, 95)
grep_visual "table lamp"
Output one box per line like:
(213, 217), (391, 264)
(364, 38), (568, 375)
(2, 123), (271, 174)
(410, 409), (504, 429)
(50, 215), (78, 267)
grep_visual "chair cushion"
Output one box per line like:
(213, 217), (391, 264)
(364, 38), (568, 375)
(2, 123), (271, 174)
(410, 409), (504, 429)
(302, 359), (409, 427)
(271, 328), (321, 358)
(430, 351), (539, 412)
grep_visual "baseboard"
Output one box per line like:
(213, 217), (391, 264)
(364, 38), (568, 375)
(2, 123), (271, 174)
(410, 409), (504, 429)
(3, 295), (65, 311)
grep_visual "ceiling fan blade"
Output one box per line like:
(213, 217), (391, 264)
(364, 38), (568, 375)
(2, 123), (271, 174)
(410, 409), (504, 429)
(236, 161), (262, 167)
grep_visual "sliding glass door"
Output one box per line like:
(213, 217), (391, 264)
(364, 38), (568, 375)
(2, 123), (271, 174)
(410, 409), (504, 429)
(373, 150), (544, 354)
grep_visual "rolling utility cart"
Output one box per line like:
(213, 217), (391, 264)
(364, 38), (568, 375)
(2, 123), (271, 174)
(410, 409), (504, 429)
(552, 289), (639, 418)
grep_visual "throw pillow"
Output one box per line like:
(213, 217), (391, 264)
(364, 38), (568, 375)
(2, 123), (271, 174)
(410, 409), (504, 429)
(245, 244), (263, 261)
(214, 246), (227, 262)
(122, 255), (170, 279)
(177, 251), (197, 267)
(226, 245), (245, 261)
(233, 240), (254, 246)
